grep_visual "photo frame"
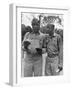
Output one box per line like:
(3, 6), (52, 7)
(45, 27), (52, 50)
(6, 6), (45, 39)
(9, 4), (70, 86)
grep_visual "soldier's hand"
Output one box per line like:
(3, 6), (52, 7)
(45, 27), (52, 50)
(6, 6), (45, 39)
(58, 65), (63, 72)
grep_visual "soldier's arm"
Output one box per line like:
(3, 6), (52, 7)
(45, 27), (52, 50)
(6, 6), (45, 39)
(58, 36), (63, 68)
(22, 32), (37, 54)
(21, 32), (30, 51)
(42, 35), (49, 54)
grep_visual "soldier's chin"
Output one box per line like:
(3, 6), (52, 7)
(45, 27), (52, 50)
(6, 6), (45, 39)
(33, 28), (39, 32)
(34, 31), (39, 33)
(49, 33), (54, 36)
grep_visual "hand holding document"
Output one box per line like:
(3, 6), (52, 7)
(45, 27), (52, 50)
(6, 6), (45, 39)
(28, 39), (41, 54)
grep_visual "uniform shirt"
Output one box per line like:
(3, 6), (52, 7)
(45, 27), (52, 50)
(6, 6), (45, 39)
(22, 31), (44, 56)
(43, 33), (62, 57)
(43, 33), (63, 66)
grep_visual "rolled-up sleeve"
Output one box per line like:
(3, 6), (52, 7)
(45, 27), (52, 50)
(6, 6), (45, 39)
(21, 32), (30, 51)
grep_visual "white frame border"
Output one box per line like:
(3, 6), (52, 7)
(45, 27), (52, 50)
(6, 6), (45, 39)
(9, 4), (70, 86)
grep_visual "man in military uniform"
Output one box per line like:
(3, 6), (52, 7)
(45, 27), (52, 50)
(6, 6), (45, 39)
(22, 18), (44, 77)
(44, 24), (63, 76)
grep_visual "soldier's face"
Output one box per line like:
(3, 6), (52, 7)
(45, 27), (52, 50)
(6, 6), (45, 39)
(32, 23), (40, 33)
(48, 26), (54, 36)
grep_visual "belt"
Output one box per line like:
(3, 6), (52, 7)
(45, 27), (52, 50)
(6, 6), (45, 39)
(48, 53), (58, 58)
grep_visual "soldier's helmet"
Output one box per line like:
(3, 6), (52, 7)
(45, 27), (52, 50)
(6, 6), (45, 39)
(31, 18), (40, 26)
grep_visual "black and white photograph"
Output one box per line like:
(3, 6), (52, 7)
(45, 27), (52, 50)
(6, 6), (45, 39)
(0, 0), (71, 88)
(9, 4), (70, 86)
(21, 12), (63, 77)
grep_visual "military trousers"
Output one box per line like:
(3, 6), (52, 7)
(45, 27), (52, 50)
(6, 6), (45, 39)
(24, 54), (42, 77)
(45, 56), (59, 76)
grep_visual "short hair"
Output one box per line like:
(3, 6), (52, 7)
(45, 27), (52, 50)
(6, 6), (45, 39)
(31, 18), (40, 26)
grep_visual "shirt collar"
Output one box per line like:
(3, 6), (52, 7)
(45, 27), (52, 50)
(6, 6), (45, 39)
(31, 31), (40, 35)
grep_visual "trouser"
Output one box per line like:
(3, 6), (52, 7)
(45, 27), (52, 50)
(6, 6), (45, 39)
(45, 56), (59, 76)
(24, 55), (42, 77)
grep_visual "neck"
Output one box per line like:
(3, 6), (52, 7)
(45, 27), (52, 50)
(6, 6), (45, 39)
(49, 34), (54, 38)
(32, 31), (40, 34)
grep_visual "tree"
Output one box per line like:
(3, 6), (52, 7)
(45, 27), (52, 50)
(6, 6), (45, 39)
(42, 16), (63, 26)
